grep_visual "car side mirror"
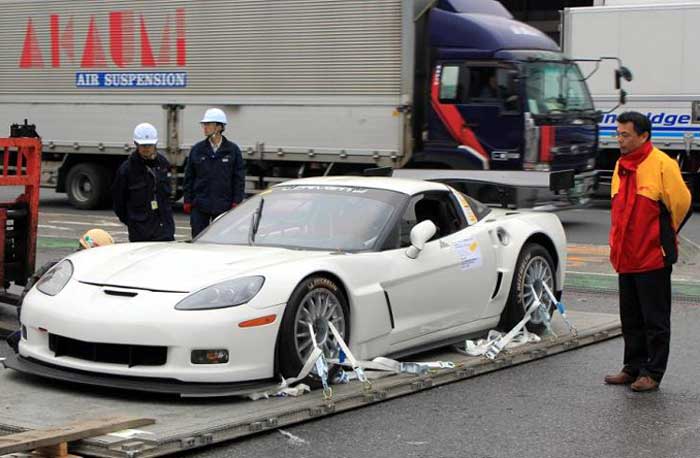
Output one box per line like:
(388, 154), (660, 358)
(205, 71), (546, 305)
(405, 220), (437, 259)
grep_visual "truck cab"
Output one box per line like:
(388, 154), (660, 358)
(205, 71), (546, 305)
(411, 0), (598, 205)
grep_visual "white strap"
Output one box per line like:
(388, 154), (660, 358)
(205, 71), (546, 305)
(328, 321), (370, 388)
(542, 281), (578, 336)
(484, 285), (542, 360)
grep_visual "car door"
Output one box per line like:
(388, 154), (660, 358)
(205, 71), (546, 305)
(379, 190), (497, 347)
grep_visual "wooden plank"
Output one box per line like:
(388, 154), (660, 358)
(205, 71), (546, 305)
(0, 416), (155, 455)
(35, 442), (68, 457)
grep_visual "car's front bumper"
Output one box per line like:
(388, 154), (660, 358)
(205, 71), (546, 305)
(2, 349), (278, 398)
(19, 282), (285, 383)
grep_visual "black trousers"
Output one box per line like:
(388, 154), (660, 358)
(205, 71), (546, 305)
(619, 266), (672, 383)
(190, 207), (224, 238)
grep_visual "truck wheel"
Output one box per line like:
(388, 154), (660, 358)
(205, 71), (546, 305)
(499, 243), (555, 334)
(278, 276), (349, 386)
(66, 163), (111, 210)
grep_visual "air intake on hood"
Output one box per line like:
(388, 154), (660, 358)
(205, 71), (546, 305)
(104, 289), (138, 298)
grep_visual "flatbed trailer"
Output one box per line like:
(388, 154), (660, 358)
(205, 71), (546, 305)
(0, 310), (620, 458)
(393, 168), (595, 210)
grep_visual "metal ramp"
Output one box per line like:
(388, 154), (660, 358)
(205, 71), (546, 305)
(0, 311), (620, 458)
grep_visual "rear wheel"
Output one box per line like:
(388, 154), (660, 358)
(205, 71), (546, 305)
(278, 276), (349, 385)
(66, 163), (111, 210)
(499, 243), (555, 334)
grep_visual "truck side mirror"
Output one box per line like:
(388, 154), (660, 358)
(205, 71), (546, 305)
(614, 66), (633, 89)
(619, 89), (627, 105)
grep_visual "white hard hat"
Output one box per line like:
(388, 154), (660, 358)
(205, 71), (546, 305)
(133, 122), (158, 145)
(200, 108), (227, 125)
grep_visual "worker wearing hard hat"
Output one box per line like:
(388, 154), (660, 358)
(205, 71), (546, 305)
(183, 108), (246, 237)
(111, 123), (175, 242)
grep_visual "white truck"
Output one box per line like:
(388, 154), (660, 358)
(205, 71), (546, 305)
(562, 0), (700, 202)
(0, 0), (618, 210)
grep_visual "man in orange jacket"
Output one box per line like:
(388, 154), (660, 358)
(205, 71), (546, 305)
(604, 111), (691, 392)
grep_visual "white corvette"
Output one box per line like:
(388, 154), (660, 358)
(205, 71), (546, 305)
(12, 176), (566, 394)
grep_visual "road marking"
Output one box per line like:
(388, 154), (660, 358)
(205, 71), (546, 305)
(48, 220), (123, 227)
(38, 225), (73, 231)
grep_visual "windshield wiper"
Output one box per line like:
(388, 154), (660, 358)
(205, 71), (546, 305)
(248, 198), (265, 245)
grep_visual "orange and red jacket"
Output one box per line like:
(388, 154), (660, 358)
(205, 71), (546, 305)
(610, 143), (691, 273)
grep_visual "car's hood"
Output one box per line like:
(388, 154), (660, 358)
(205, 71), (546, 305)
(72, 242), (324, 292)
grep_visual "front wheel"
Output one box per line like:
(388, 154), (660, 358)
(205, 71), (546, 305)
(277, 276), (349, 384)
(499, 243), (556, 334)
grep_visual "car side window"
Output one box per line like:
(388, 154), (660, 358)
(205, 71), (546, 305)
(396, 192), (467, 248)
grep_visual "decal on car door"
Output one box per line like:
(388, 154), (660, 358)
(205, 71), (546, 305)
(453, 237), (482, 270)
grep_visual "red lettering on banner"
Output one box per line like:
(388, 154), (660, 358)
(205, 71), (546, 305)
(19, 18), (44, 68)
(139, 15), (156, 67)
(110, 11), (135, 67)
(158, 17), (171, 65)
(81, 17), (107, 67)
(50, 15), (75, 67)
(19, 9), (187, 69)
(176, 8), (186, 66)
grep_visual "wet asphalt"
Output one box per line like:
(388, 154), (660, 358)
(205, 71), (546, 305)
(1, 190), (699, 457)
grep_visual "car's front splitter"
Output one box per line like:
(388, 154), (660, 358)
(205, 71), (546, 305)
(1, 349), (280, 398)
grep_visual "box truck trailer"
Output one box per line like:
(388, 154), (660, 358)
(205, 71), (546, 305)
(562, 0), (700, 203)
(0, 0), (622, 209)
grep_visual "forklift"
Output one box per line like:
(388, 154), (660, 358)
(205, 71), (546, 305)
(0, 121), (41, 315)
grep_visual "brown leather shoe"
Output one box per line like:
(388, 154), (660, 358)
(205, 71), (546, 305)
(604, 371), (636, 385)
(630, 376), (659, 392)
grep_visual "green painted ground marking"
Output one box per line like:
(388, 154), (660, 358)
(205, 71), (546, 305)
(566, 272), (700, 299)
(37, 237), (79, 249)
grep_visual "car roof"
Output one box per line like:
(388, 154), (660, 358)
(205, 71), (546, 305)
(273, 176), (449, 195)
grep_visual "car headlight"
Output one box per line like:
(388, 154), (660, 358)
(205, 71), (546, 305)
(175, 276), (265, 311)
(35, 260), (73, 296)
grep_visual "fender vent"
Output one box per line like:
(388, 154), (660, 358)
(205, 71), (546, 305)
(383, 291), (395, 329)
(491, 272), (504, 299)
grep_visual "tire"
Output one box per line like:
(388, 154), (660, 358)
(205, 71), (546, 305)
(66, 163), (111, 210)
(499, 243), (556, 334)
(277, 276), (350, 385)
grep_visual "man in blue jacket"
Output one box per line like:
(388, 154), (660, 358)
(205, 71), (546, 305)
(112, 123), (175, 242)
(183, 108), (246, 237)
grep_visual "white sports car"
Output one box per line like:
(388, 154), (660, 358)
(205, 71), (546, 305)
(10, 176), (566, 395)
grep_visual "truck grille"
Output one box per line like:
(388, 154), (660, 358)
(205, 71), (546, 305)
(48, 334), (167, 367)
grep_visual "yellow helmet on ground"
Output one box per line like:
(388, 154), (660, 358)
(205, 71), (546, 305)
(79, 229), (114, 249)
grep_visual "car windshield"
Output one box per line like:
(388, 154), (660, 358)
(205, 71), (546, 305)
(195, 185), (405, 251)
(524, 61), (594, 115)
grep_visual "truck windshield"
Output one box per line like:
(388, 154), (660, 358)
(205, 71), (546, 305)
(524, 61), (593, 116)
